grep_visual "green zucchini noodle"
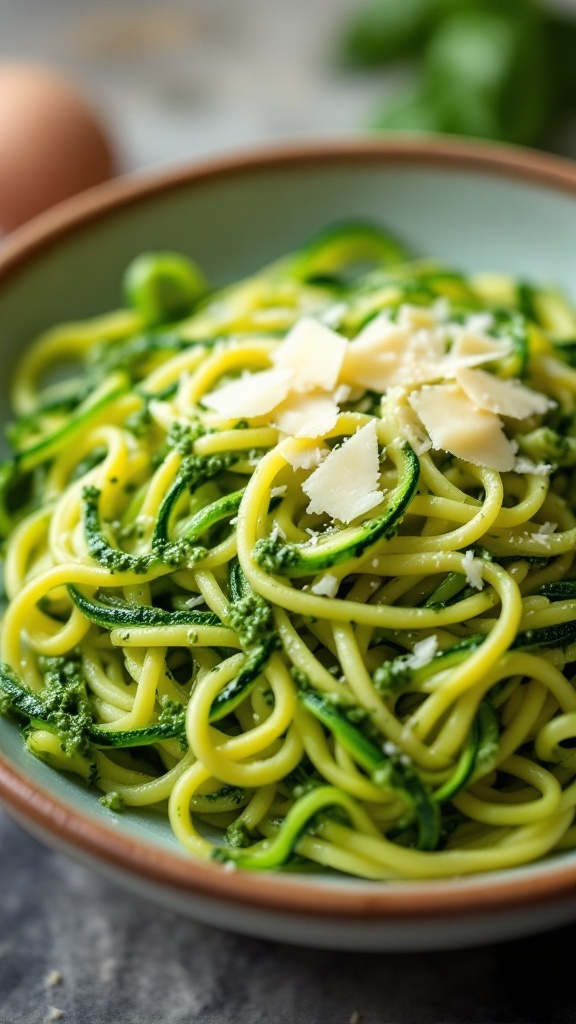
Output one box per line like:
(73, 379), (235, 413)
(2, 221), (576, 879)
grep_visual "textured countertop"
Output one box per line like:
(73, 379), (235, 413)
(1, 2), (576, 1022)
(1, 812), (576, 1024)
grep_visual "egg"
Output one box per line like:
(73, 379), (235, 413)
(0, 63), (115, 233)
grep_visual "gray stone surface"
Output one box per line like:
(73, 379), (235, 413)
(1, 810), (576, 1024)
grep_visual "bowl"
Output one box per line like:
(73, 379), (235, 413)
(1, 136), (576, 952)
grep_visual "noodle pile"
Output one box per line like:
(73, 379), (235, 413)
(1, 223), (576, 879)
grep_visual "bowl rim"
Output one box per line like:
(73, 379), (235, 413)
(2, 134), (576, 921)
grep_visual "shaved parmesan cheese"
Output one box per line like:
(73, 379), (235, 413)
(386, 387), (432, 455)
(310, 573), (339, 598)
(202, 367), (292, 419)
(456, 367), (554, 419)
(463, 549), (484, 590)
(302, 420), (384, 523)
(409, 383), (517, 471)
(283, 446), (326, 470)
(343, 317), (445, 392)
(333, 384), (351, 405)
(342, 317), (411, 391)
(448, 331), (512, 370)
(397, 304), (437, 329)
(272, 317), (347, 392)
(272, 392), (339, 438)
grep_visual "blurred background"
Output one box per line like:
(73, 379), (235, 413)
(2, 0), (576, 233)
(2, 0), (377, 172)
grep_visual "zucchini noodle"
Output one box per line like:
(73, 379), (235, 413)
(1, 222), (576, 880)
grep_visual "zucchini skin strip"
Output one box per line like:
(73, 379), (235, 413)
(81, 453), (238, 574)
(254, 441), (420, 576)
(0, 664), (184, 748)
(68, 585), (220, 629)
(298, 689), (440, 852)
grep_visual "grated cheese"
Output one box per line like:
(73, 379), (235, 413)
(463, 549), (485, 590)
(447, 330), (511, 370)
(533, 521), (557, 538)
(302, 420), (384, 524)
(310, 573), (339, 598)
(514, 457), (552, 476)
(406, 635), (438, 669)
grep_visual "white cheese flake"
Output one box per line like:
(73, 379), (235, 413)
(342, 317), (413, 391)
(343, 314), (449, 393)
(283, 447), (326, 470)
(302, 420), (384, 524)
(270, 485), (287, 498)
(383, 740), (400, 757)
(332, 384), (351, 405)
(387, 386), (432, 455)
(310, 573), (339, 598)
(514, 457), (552, 476)
(446, 330), (512, 370)
(406, 635), (438, 669)
(272, 316), (347, 392)
(463, 549), (485, 590)
(409, 383), (517, 472)
(456, 366), (555, 419)
(202, 367), (293, 419)
(534, 521), (557, 536)
(272, 391), (340, 438)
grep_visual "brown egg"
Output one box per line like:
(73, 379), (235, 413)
(0, 63), (115, 233)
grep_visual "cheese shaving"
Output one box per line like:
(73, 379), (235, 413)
(514, 457), (552, 477)
(272, 392), (339, 439)
(272, 316), (347, 392)
(283, 447), (326, 470)
(302, 420), (384, 523)
(409, 383), (518, 471)
(456, 367), (555, 419)
(202, 367), (292, 419)
(310, 573), (339, 598)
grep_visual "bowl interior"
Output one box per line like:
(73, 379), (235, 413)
(1, 141), (576, 891)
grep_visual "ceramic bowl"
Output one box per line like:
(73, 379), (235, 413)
(1, 137), (576, 951)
